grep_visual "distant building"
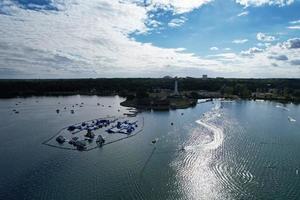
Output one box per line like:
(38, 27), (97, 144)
(202, 74), (208, 79)
(163, 75), (173, 79)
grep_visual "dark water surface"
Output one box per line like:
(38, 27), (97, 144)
(0, 96), (299, 200)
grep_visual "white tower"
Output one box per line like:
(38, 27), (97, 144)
(174, 78), (179, 95)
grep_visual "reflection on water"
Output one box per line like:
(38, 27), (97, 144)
(0, 96), (300, 199)
(172, 100), (300, 200)
(172, 101), (228, 199)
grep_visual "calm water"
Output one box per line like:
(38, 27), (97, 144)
(0, 96), (300, 200)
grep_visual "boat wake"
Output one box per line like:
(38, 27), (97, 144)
(276, 105), (290, 111)
(171, 102), (228, 199)
(195, 119), (224, 150)
(184, 102), (224, 151)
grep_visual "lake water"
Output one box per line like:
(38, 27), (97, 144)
(0, 96), (300, 200)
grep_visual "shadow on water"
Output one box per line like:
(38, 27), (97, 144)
(139, 146), (157, 179)
(139, 145), (184, 179)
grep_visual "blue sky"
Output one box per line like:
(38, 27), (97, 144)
(0, 0), (300, 78)
(136, 0), (300, 54)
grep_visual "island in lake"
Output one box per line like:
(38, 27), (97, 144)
(120, 78), (198, 110)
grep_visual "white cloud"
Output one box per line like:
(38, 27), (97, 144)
(242, 38), (299, 70)
(281, 38), (300, 49)
(210, 47), (219, 51)
(224, 48), (231, 51)
(0, 0), (221, 78)
(236, 0), (294, 7)
(148, 0), (213, 14)
(168, 17), (187, 27)
(0, 0), (299, 78)
(207, 53), (238, 60)
(232, 39), (248, 44)
(256, 32), (276, 42)
(149, 0), (295, 13)
(237, 11), (249, 17)
(206, 37), (300, 77)
(287, 26), (300, 30)
(146, 19), (162, 28)
(289, 19), (300, 24)
(241, 47), (264, 56)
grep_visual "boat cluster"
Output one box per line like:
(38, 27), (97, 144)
(106, 120), (138, 135)
(67, 119), (111, 132)
(56, 133), (105, 150)
(55, 119), (111, 150)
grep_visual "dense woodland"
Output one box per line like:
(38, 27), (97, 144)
(0, 78), (300, 101)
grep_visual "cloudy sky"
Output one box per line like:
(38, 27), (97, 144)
(0, 0), (300, 78)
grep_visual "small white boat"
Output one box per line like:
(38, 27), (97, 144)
(288, 116), (296, 122)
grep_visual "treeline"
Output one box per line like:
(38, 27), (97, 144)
(0, 78), (299, 100)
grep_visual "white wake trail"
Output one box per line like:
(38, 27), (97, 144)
(184, 102), (224, 151)
(195, 119), (224, 150)
(276, 105), (290, 111)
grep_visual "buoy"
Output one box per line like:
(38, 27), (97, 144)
(171, 122), (174, 125)
(151, 138), (158, 144)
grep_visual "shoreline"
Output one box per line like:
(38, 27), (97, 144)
(0, 93), (299, 106)
(120, 97), (198, 110)
(1, 78), (299, 101)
